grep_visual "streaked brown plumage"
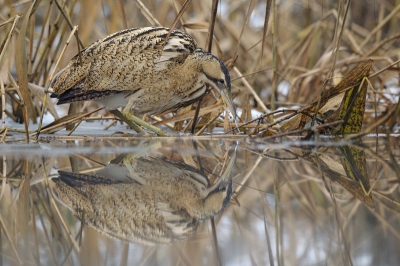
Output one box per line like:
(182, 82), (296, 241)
(51, 154), (235, 244)
(50, 27), (235, 132)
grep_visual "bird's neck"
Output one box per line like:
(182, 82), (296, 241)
(167, 60), (204, 91)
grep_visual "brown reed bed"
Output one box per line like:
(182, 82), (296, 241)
(1, 1), (400, 265)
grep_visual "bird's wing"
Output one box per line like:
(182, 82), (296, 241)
(50, 171), (121, 215)
(52, 27), (196, 99)
(69, 27), (195, 65)
(55, 171), (123, 187)
(85, 27), (197, 92)
(153, 30), (197, 71)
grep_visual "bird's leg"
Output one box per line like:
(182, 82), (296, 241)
(122, 155), (147, 184)
(122, 103), (173, 136)
(110, 109), (143, 133)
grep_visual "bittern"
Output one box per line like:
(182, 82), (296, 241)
(51, 153), (235, 244)
(50, 27), (236, 135)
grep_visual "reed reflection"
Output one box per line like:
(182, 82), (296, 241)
(51, 149), (236, 245)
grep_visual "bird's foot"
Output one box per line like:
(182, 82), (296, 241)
(111, 131), (153, 137)
(110, 110), (143, 133)
(111, 109), (178, 136)
(120, 109), (178, 137)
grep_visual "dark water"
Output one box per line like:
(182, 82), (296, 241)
(1, 136), (399, 265)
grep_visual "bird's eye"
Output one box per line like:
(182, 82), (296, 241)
(218, 79), (225, 84)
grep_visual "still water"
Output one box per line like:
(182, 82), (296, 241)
(1, 135), (399, 265)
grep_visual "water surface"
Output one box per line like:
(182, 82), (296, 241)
(1, 135), (399, 265)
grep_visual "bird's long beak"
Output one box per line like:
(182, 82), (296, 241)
(207, 145), (237, 192)
(218, 83), (236, 119)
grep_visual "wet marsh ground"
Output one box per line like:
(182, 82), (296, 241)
(1, 0), (400, 265)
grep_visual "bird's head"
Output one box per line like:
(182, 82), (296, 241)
(192, 146), (236, 220)
(192, 49), (236, 118)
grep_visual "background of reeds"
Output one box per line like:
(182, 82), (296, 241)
(1, 0), (400, 265)
(1, 0), (400, 138)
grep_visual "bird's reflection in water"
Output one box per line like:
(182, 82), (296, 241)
(51, 150), (236, 245)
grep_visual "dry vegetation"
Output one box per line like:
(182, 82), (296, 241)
(0, 0), (399, 139)
(1, 0), (400, 265)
